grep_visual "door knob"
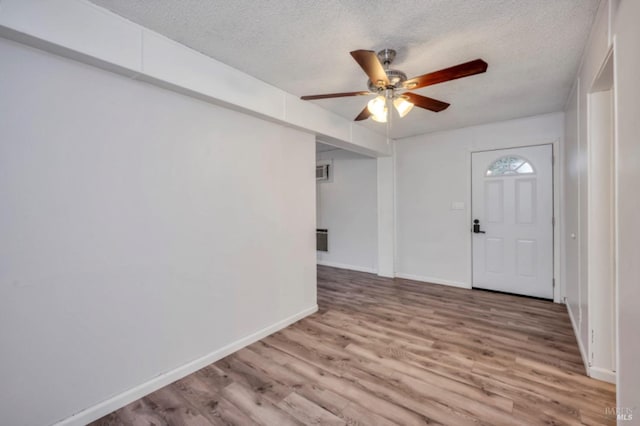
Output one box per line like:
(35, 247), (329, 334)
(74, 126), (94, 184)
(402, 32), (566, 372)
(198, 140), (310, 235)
(473, 219), (486, 234)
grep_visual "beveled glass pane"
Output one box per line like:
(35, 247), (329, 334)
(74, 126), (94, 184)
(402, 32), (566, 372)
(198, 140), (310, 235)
(486, 156), (535, 176)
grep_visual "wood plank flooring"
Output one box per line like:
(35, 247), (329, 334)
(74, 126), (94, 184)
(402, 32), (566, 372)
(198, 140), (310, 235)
(92, 266), (616, 425)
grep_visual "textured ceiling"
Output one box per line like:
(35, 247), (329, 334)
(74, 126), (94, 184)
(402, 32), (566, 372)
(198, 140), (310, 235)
(90, 0), (599, 139)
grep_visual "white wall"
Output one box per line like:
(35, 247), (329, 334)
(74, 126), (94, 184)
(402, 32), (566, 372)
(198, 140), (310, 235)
(0, 0), (390, 157)
(564, 0), (640, 407)
(0, 38), (317, 426)
(377, 153), (396, 278)
(395, 112), (564, 290)
(564, 82), (581, 343)
(316, 149), (378, 273)
(612, 0), (640, 417)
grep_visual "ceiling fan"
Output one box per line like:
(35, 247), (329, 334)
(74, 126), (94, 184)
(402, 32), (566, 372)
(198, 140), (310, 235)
(300, 49), (488, 123)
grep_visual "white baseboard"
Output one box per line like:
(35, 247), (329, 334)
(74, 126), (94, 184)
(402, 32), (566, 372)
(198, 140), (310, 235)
(566, 303), (589, 375)
(564, 305), (616, 384)
(55, 305), (318, 426)
(317, 260), (377, 274)
(589, 366), (616, 384)
(377, 271), (395, 279)
(394, 272), (470, 289)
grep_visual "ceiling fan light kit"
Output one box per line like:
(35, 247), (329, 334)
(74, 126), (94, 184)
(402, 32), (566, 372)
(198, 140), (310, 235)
(301, 48), (488, 124)
(367, 95), (388, 122)
(366, 91), (413, 122)
(393, 96), (414, 118)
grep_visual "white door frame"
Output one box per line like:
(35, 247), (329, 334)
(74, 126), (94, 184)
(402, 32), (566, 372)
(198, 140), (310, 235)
(468, 141), (563, 303)
(585, 45), (617, 383)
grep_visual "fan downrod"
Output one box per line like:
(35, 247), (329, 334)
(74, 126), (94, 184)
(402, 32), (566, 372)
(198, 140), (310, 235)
(377, 49), (396, 66)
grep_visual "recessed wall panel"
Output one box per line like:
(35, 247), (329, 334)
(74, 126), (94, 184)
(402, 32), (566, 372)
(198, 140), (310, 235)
(515, 178), (537, 224)
(485, 181), (504, 223)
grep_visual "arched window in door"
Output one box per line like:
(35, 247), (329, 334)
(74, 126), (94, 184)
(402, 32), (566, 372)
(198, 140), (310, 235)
(486, 155), (535, 176)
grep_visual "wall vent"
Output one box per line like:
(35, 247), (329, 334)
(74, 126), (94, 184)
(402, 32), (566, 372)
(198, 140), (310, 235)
(316, 229), (328, 252)
(316, 164), (330, 181)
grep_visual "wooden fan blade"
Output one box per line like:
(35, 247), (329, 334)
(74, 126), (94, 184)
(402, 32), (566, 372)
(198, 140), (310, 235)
(301, 91), (372, 100)
(404, 59), (488, 90)
(350, 50), (389, 87)
(354, 106), (371, 121)
(403, 92), (450, 112)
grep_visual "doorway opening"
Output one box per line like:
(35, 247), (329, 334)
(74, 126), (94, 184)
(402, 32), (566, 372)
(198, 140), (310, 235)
(315, 141), (378, 274)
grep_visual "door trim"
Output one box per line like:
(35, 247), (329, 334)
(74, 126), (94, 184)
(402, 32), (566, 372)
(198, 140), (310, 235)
(468, 141), (562, 303)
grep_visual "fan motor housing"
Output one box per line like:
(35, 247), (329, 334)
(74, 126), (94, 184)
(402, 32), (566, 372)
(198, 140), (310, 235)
(368, 69), (407, 92)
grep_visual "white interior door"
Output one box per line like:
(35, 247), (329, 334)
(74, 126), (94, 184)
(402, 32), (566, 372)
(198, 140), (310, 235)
(472, 145), (553, 299)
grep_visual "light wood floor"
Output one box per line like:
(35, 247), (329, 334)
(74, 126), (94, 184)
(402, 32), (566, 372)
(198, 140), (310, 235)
(92, 266), (616, 425)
